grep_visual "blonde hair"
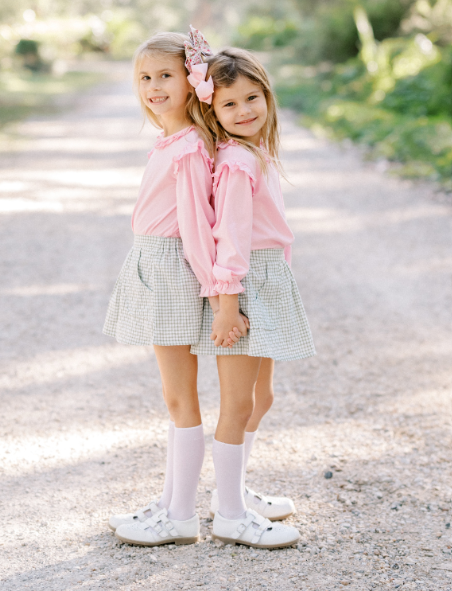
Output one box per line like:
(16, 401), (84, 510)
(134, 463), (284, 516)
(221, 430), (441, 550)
(132, 32), (214, 156)
(199, 48), (282, 173)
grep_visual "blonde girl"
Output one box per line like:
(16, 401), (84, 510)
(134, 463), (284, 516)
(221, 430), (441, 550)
(104, 30), (245, 546)
(190, 48), (316, 548)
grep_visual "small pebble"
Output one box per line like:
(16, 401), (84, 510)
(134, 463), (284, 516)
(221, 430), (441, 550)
(324, 471), (333, 479)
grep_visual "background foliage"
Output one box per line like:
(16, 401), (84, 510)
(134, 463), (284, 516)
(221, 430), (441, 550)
(270, 0), (452, 186)
(0, 0), (451, 185)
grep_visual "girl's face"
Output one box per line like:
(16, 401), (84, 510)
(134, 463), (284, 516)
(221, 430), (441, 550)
(139, 54), (192, 123)
(212, 75), (268, 146)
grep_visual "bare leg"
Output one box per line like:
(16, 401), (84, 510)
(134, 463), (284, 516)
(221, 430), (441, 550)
(215, 355), (262, 444)
(153, 346), (204, 520)
(246, 358), (275, 433)
(153, 345), (201, 428)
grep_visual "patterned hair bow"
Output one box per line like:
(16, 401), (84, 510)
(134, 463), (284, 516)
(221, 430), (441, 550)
(184, 25), (214, 104)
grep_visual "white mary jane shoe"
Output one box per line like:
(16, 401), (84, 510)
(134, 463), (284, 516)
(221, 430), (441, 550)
(210, 487), (295, 521)
(212, 509), (300, 549)
(115, 508), (199, 546)
(108, 500), (161, 532)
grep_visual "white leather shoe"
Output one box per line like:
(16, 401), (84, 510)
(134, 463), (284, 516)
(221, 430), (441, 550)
(115, 508), (199, 546)
(108, 500), (161, 532)
(210, 487), (296, 521)
(212, 509), (300, 549)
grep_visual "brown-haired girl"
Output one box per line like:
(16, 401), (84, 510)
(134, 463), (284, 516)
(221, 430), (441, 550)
(191, 47), (316, 548)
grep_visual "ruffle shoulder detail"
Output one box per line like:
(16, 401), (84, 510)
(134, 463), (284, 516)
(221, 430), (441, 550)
(173, 134), (213, 176)
(212, 160), (256, 194)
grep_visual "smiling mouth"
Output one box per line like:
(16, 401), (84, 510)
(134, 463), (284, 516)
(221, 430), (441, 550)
(236, 117), (257, 125)
(149, 97), (168, 104)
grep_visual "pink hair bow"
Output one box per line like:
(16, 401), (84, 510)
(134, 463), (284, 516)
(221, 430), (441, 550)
(184, 25), (214, 104)
(187, 63), (214, 105)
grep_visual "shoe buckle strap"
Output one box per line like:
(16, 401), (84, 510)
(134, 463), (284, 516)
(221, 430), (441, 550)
(232, 514), (255, 539)
(144, 509), (178, 538)
(251, 513), (266, 526)
(135, 510), (147, 522)
(144, 509), (166, 531)
(148, 501), (159, 514)
(160, 515), (179, 538)
(251, 520), (271, 544)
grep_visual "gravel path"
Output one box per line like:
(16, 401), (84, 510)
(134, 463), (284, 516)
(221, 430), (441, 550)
(1, 65), (452, 591)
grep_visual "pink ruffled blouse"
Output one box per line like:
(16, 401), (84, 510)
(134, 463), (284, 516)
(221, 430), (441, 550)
(212, 141), (294, 295)
(131, 126), (217, 296)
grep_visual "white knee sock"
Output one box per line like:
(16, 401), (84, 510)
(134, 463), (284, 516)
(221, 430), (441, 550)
(243, 430), (257, 491)
(213, 438), (247, 520)
(167, 424), (205, 521)
(157, 420), (175, 510)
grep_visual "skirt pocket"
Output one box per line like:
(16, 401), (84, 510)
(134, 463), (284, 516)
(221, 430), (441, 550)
(122, 248), (154, 320)
(246, 261), (281, 331)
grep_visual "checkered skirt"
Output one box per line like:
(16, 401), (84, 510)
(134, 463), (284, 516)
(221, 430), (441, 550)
(103, 235), (203, 346)
(190, 248), (316, 361)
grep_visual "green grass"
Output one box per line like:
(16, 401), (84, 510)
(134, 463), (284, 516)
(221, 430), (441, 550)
(0, 70), (105, 128)
(275, 53), (452, 189)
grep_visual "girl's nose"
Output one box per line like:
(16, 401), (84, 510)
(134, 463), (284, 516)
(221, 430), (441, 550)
(238, 103), (252, 117)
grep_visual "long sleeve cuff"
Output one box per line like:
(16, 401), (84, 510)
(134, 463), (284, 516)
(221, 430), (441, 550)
(199, 283), (219, 297)
(213, 278), (245, 295)
(212, 263), (246, 295)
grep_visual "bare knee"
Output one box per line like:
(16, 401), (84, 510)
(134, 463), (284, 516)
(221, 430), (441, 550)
(221, 400), (254, 430)
(164, 390), (200, 425)
(255, 386), (274, 413)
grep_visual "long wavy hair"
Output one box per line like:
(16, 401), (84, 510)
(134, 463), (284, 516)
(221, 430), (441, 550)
(197, 47), (282, 173)
(132, 32), (214, 157)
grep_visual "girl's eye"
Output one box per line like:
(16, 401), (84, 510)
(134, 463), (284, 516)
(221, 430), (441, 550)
(162, 73), (170, 79)
(142, 75), (150, 81)
(248, 95), (257, 101)
(224, 102), (235, 107)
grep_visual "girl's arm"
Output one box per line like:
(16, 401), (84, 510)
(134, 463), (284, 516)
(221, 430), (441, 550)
(212, 164), (253, 294)
(174, 142), (217, 296)
(210, 163), (254, 347)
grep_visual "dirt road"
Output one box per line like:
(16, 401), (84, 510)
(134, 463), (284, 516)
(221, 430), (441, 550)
(1, 64), (451, 591)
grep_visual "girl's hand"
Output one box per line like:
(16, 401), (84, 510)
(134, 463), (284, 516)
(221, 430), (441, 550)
(210, 310), (248, 348)
(227, 315), (250, 347)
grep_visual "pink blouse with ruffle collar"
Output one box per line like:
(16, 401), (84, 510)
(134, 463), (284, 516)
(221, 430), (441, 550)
(211, 140), (294, 295)
(131, 126), (217, 296)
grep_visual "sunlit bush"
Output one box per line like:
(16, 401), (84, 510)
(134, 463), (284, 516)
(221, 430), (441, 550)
(275, 5), (452, 185)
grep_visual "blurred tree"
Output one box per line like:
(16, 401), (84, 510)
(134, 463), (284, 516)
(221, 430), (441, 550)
(14, 38), (43, 70)
(401, 0), (452, 45)
(234, 0), (419, 63)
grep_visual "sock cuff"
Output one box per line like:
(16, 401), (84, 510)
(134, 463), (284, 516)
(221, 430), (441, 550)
(213, 438), (245, 452)
(174, 423), (204, 441)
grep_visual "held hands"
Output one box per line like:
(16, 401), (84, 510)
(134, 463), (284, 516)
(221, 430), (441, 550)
(210, 310), (250, 348)
(209, 294), (250, 348)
